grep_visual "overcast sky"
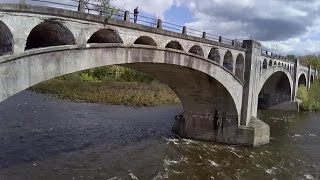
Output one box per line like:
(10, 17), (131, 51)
(2, 0), (320, 56)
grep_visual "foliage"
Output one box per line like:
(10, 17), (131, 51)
(82, 0), (123, 18)
(19, 0), (26, 5)
(75, 65), (155, 83)
(31, 79), (180, 106)
(297, 79), (320, 112)
(29, 65), (176, 106)
(299, 55), (320, 69)
(286, 54), (296, 62)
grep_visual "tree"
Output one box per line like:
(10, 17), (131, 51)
(287, 54), (296, 61)
(79, 0), (122, 18)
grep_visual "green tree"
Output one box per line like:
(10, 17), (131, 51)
(79, 0), (122, 18)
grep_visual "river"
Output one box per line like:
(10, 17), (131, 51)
(0, 91), (319, 180)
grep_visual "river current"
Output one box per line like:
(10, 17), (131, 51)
(0, 91), (319, 180)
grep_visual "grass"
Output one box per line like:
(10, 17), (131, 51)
(30, 79), (180, 106)
(297, 79), (320, 112)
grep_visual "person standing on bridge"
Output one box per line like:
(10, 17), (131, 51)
(134, 7), (139, 23)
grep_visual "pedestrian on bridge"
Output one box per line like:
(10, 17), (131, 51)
(134, 7), (139, 23)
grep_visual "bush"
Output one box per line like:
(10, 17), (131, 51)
(297, 79), (320, 112)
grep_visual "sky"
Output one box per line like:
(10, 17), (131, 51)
(2, 0), (320, 56)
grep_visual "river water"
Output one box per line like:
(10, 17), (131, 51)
(0, 91), (319, 180)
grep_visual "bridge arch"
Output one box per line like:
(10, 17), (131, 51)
(0, 21), (13, 56)
(311, 74), (314, 83)
(208, 47), (220, 64)
(25, 20), (75, 50)
(235, 54), (245, 82)
(298, 73), (307, 87)
(87, 29), (123, 43)
(188, 45), (204, 57)
(268, 60), (272, 67)
(274, 61), (277, 66)
(258, 67), (293, 109)
(262, 59), (268, 69)
(134, 36), (157, 46)
(165, 41), (183, 51)
(223, 51), (234, 72)
(0, 44), (243, 119)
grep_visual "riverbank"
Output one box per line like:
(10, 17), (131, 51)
(30, 79), (180, 106)
(297, 79), (320, 112)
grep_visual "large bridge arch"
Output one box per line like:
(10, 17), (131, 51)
(0, 44), (243, 119)
(258, 67), (293, 109)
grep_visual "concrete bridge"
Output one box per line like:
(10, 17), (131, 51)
(0, 4), (317, 146)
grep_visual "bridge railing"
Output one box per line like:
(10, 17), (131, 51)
(261, 48), (294, 63)
(8, 0), (244, 49)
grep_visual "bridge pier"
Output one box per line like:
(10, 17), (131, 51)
(173, 111), (269, 146)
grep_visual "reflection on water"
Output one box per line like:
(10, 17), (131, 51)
(0, 91), (319, 179)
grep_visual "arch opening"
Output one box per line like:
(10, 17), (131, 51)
(268, 60), (272, 67)
(133, 36), (157, 46)
(298, 74), (307, 87)
(165, 41), (183, 51)
(25, 20), (75, 50)
(311, 75), (314, 83)
(208, 47), (221, 64)
(262, 59), (268, 69)
(278, 62), (281, 66)
(235, 54), (245, 82)
(274, 61), (277, 65)
(88, 29), (123, 43)
(223, 51), (234, 72)
(188, 45), (204, 57)
(0, 21), (13, 56)
(1, 46), (242, 142)
(258, 71), (292, 109)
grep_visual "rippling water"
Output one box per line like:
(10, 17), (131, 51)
(0, 91), (319, 179)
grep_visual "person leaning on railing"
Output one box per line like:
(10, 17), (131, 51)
(134, 7), (139, 23)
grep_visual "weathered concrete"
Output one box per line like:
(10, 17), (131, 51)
(0, 4), (317, 147)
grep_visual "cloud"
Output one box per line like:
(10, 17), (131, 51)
(177, 0), (320, 55)
(111, 0), (176, 19)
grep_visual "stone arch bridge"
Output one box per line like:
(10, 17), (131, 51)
(0, 4), (317, 146)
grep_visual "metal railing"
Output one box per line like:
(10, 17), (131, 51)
(261, 48), (294, 63)
(8, 0), (244, 48)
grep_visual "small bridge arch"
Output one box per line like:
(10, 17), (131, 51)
(0, 20), (13, 55)
(25, 20), (75, 50)
(223, 51), (234, 72)
(88, 29), (123, 43)
(298, 73), (307, 87)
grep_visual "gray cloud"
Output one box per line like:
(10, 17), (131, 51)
(182, 0), (320, 42)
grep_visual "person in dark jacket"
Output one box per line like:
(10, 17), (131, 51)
(134, 7), (139, 23)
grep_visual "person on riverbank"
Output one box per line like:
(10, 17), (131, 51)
(134, 7), (139, 23)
